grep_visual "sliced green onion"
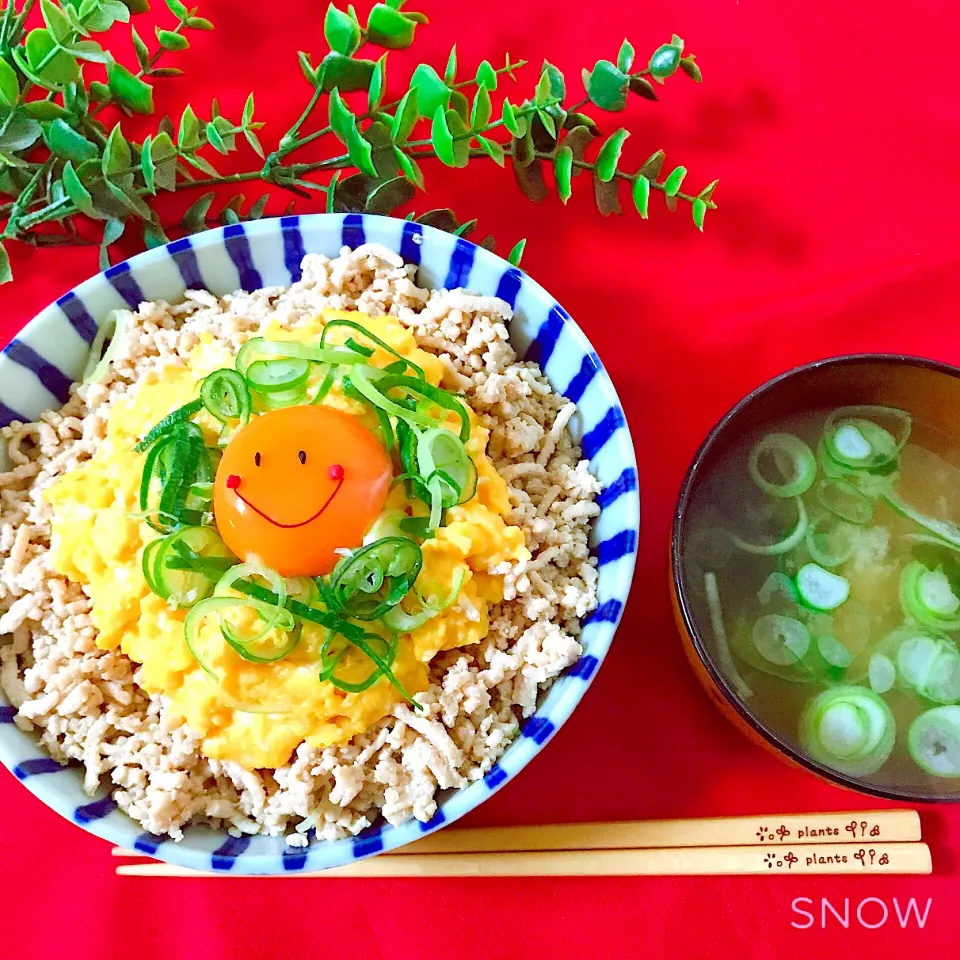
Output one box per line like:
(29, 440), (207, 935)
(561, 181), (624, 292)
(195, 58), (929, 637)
(320, 318), (425, 379)
(817, 635), (852, 670)
(82, 310), (127, 384)
(134, 399), (204, 453)
(730, 497), (808, 556)
(345, 337), (375, 357)
(823, 406), (910, 473)
(805, 514), (856, 568)
(868, 653), (896, 694)
(900, 561), (960, 631)
(235, 336), (366, 376)
(885, 489), (960, 549)
(757, 571), (799, 608)
(200, 369), (251, 424)
(816, 478), (874, 525)
(151, 526), (233, 607)
(330, 537), (423, 621)
(245, 358), (311, 394)
(909, 706), (960, 777)
(704, 572), (753, 698)
(896, 634), (960, 704)
(796, 562), (850, 611)
(831, 424), (872, 462)
(799, 685), (895, 776)
(223, 619), (301, 664)
(141, 538), (166, 596)
(748, 433), (816, 498)
(417, 428), (478, 507)
(752, 614), (810, 665)
(382, 567), (468, 633)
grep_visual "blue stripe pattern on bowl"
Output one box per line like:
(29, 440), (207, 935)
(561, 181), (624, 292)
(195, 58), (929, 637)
(0, 214), (639, 875)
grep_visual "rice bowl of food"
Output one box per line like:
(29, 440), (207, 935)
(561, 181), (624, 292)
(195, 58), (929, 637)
(0, 214), (638, 874)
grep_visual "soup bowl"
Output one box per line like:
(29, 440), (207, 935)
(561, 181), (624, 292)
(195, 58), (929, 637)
(672, 354), (960, 803)
(0, 213), (639, 874)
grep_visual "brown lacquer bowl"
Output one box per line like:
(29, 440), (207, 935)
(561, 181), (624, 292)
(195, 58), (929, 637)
(672, 355), (960, 803)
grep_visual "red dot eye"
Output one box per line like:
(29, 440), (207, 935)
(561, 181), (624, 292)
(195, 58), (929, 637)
(329, 464), (344, 481)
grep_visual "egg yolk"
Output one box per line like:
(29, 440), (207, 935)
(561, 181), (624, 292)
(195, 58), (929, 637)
(213, 405), (392, 576)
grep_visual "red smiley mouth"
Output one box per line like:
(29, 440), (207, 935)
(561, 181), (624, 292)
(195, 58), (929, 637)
(228, 475), (344, 529)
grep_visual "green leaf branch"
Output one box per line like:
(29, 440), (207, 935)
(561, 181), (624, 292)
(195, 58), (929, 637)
(0, 0), (718, 282)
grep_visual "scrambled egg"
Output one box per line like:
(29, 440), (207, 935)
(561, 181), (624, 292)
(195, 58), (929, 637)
(47, 310), (528, 768)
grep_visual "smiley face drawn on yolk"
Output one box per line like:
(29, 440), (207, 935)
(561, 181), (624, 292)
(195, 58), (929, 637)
(213, 405), (392, 577)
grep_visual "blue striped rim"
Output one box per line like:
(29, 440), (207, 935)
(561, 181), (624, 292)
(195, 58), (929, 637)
(282, 846), (309, 871)
(134, 833), (161, 855)
(104, 262), (143, 309)
(0, 400), (26, 426)
(443, 237), (475, 289)
(597, 467), (638, 509)
(568, 654), (600, 680)
(211, 835), (252, 870)
(564, 352), (601, 404)
(522, 715), (555, 745)
(494, 267), (522, 309)
(0, 705), (15, 723)
(223, 223), (264, 291)
(167, 237), (204, 289)
(342, 214), (365, 249)
(419, 809), (445, 832)
(352, 827), (383, 857)
(74, 795), (117, 823)
(400, 220), (423, 264)
(585, 599), (623, 626)
(55, 291), (98, 343)
(596, 529), (637, 566)
(484, 763), (507, 789)
(582, 407), (626, 460)
(3, 339), (74, 403)
(13, 758), (64, 779)
(280, 215), (306, 281)
(524, 305), (567, 369)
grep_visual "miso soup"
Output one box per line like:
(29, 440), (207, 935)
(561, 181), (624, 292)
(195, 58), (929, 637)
(683, 404), (960, 797)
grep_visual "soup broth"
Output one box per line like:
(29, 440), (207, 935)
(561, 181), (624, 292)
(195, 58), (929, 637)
(683, 405), (960, 796)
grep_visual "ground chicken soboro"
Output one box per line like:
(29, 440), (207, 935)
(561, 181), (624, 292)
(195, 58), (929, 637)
(0, 245), (600, 843)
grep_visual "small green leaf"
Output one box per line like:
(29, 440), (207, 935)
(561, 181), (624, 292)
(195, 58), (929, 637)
(149, 131), (177, 190)
(476, 59), (497, 91)
(205, 121), (227, 154)
(394, 147), (424, 189)
(244, 127), (264, 158)
(150, 67), (183, 77)
(431, 106), (456, 167)
(595, 128), (629, 182)
(617, 38), (635, 73)
(513, 155), (546, 201)
(346, 125), (376, 176)
(102, 124), (132, 179)
(298, 51), (318, 85)
(583, 60), (628, 112)
(186, 16), (215, 30)
(0, 59), (19, 107)
(42, 118), (98, 162)
(0, 241), (11, 284)
(143, 222), (170, 248)
(64, 40), (111, 63)
(554, 145), (573, 204)
(62, 160), (95, 216)
(390, 87), (419, 143)
(698, 178), (719, 204)
(164, 0), (189, 17)
(448, 89), (469, 123)
(25, 28), (79, 87)
(363, 119), (399, 177)
(632, 175), (650, 218)
(692, 197), (706, 231)
(106, 179), (152, 219)
(183, 151), (220, 177)
(326, 169), (340, 213)
(156, 28), (189, 51)
(541, 60), (565, 99)
(663, 164), (687, 196)
(649, 43), (681, 82)
(181, 191), (215, 233)
(639, 149), (665, 180)
(680, 56), (702, 83)
(534, 68), (552, 106)
(99, 218), (125, 271)
(365, 176), (415, 215)
(477, 135), (504, 167)
(444, 43), (457, 84)
(178, 103), (200, 150)
(671, 34), (685, 53)
(0, 113), (41, 152)
(319, 52), (376, 92)
(249, 194), (270, 219)
(140, 134), (156, 193)
(562, 125), (596, 169)
(368, 56), (386, 112)
(501, 98), (521, 137)
(507, 238), (525, 267)
(41, 0), (73, 43)
(328, 87), (355, 145)
(131, 26), (150, 70)
(409, 64), (449, 117)
(107, 61), (154, 113)
(367, 3), (417, 49)
(470, 86), (491, 129)
(452, 219), (477, 238)
(536, 109), (556, 140)
(629, 76), (658, 101)
(23, 99), (64, 120)
(323, 3), (361, 55)
(593, 172), (621, 216)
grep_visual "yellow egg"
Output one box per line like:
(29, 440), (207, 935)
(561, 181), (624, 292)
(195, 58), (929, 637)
(46, 310), (528, 769)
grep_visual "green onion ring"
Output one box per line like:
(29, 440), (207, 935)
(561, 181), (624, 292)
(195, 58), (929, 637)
(730, 497), (808, 556)
(200, 369), (251, 424)
(747, 433), (816, 499)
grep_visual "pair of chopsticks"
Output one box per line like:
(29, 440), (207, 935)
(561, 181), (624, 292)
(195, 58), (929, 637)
(114, 809), (931, 877)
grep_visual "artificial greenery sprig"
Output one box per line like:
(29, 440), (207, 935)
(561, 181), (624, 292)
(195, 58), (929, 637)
(0, 0), (717, 283)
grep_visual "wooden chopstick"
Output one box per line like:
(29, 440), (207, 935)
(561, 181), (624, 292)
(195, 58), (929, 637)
(116, 842), (932, 877)
(112, 808), (921, 861)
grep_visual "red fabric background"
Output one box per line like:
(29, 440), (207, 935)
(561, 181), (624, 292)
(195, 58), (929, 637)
(2, 1), (959, 957)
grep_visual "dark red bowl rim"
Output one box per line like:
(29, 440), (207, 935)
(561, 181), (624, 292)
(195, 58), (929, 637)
(672, 352), (960, 804)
